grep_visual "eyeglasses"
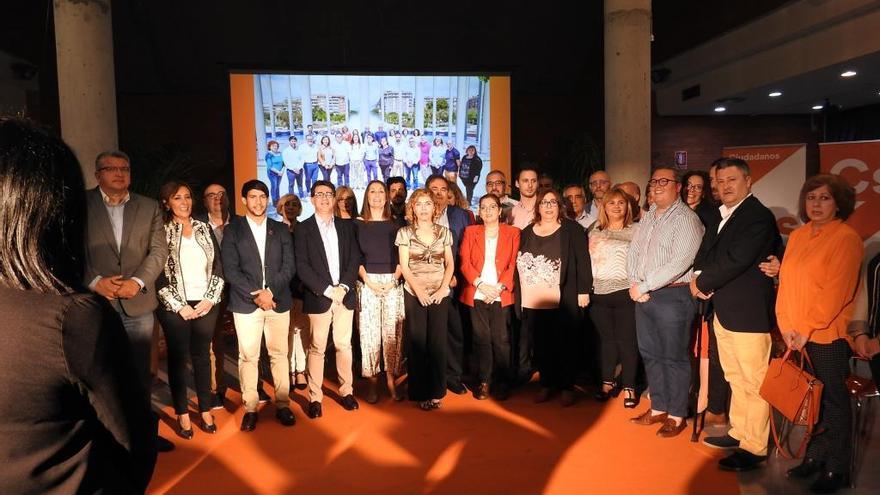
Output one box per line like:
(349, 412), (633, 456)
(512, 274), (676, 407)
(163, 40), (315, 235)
(589, 180), (610, 187)
(204, 192), (225, 199)
(686, 184), (704, 191)
(313, 192), (335, 199)
(486, 180), (506, 188)
(648, 178), (678, 187)
(98, 166), (131, 174)
(539, 199), (559, 207)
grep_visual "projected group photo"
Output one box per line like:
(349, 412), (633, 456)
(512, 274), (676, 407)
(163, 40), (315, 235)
(232, 73), (505, 219)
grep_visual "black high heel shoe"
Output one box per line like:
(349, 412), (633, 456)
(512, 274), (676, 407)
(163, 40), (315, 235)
(198, 414), (217, 434)
(594, 381), (620, 402)
(623, 388), (639, 408)
(176, 415), (194, 440)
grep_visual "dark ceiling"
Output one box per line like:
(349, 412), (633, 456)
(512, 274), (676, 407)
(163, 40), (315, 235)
(0, 0), (794, 180)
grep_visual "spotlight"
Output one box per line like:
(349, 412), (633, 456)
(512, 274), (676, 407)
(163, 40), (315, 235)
(840, 70), (857, 78)
(714, 106), (726, 112)
(768, 91), (782, 97)
(812, 105), (824, 110)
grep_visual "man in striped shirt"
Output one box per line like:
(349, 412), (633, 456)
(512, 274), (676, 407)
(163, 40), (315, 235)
(626, 166), (704, 438)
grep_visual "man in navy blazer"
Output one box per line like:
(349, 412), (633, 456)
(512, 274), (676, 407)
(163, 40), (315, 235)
(221, 180), (296, 432)
(295, 180), (362, 419)
(426, 175), (474, 394)
(691, 158), (780, 472)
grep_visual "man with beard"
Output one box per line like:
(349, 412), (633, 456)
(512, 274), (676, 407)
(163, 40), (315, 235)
(386, 176), (408, 224)
(585, 170), (612, 226)
(485, 169), (517, 224)
(509, 168), (539, 230)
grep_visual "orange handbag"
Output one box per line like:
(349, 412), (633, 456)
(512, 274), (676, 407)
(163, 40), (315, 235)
(759, 347), (824, 459)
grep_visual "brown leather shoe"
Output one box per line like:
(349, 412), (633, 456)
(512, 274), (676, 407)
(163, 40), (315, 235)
(630, 409), (668, 425)
(656, 418), (687, 438)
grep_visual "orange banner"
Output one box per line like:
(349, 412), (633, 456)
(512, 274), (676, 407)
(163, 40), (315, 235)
(820, 140), (880, 242)
(722, 144), (806, 236)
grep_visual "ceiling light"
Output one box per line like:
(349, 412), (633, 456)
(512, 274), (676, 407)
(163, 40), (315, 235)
(812, 105), (824, 110)
(768, 91), (782, 97)
(840, 70), (857, 78)
(714, 106), (726, 112)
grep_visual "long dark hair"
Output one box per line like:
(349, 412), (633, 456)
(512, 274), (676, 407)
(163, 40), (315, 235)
(159, 180), (194, 223)
(359, 180), (392, 220)
(0, 118), (86, 293)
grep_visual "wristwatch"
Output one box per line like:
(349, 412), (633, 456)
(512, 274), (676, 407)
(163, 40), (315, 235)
(499, 284), (508, 291)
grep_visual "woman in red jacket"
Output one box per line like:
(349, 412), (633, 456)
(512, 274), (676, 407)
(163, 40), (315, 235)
(460, 194), (521, 400)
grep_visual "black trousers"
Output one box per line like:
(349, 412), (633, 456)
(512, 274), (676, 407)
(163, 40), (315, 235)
(525, 308), (577, 390)
(706, 315), (731, 414)
(462, 176), (478, 205)
(514, 309), (533, 382)
(157, 302), (219, 414)
(589, 289), (639, 388)
(446, 298), (465, 384)
(470, 301), (513, 384)
(404, 291), (448, 401)
(804, 339), (852, 473)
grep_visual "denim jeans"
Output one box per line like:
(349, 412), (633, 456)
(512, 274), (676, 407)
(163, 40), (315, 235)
(335, 162), (350, 186)
(304, 161), (319, 191)
(268, 170), (282, 205)
(113, 303), (155, 401)
(286, 169), (304, 197)
(364, 159), (378, 182)
(634, 285), (694, 418)
(404, 162), (420, 189)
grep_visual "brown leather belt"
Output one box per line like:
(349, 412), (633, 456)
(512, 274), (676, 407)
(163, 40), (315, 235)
(666, 282), (690, 288)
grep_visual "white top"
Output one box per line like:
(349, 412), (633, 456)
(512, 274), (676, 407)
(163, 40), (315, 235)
(332, 140), (351, 164)
(718, 193), (751, 233)
(316, 215), (341, 286)
(320, 145), (335, 167)
(364, 142), (379, 161)
(301, 143), (319, 162)
(282, 145), (304, 171)
(393, 141), (407, 160)
(476, 233), (501, 302)
(179, 233), (209, 300)
(349, 143), (366, 162)
(245, 215), (268, 287)
(436, 207), (450, 229)
(404, 145), (421, 164)
(429, 145), (446, 166)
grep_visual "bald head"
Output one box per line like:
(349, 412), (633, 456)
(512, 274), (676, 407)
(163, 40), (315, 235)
(616, 181), (641, 203)
(589, 171), (611, 201)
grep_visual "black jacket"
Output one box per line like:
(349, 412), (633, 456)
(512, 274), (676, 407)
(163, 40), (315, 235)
(694, 195), (781, 332)
(220, 215), (296, 313)
(294, 215), (361, 313)
(516, 218), (592, 319)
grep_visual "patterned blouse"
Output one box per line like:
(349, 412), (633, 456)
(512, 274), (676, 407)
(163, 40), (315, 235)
(517, 227), (562, 309)
(395, 224), (453, 296)
(589, 224), (637, 295)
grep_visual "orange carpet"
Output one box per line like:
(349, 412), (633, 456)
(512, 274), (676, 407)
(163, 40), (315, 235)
(149, 382), (739, 495)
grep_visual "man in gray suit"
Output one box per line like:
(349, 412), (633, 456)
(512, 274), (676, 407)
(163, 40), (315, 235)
(84, 150), (172, 451)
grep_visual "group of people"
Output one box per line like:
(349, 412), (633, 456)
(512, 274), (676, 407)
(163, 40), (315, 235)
(1, 115), (876, 495)
(266, 124), (484, 206)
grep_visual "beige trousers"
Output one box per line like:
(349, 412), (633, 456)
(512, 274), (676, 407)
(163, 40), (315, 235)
(714, 315), (772, 456)
(234, 309), (291, 412)
(307, 302), (354, 402)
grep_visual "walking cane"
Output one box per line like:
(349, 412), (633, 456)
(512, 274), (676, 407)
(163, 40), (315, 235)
(690, 299), (708, 442)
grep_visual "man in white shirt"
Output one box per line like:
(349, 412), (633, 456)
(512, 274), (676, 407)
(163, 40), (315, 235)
(294, 181), (362, 418)
(404, 136), (422, 189)
(282, 136), (305, 197)
(332, 133), (352, 187)
(585, 170), (612, 227)
(301, 134), (320, 192)
(220, 180), (297, 432)
(563, 184), (591, 229)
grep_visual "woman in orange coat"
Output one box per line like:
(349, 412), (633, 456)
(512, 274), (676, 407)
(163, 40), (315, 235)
(776, 174), (863, 494)
(459, 194), (520, 400)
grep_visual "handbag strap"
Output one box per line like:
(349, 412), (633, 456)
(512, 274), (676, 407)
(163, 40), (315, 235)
(768, 385), (817, 459)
